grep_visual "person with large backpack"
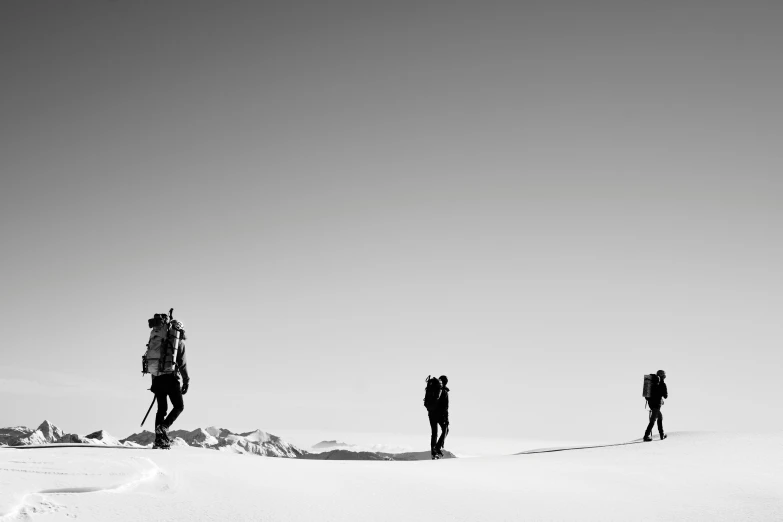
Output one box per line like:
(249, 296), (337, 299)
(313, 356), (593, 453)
(143, 310), (190, 449)
(423, 374), (450, 459)
(644, 370), (668, 442)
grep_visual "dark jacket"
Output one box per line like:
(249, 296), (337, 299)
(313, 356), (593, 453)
(434, 386), (449, 418)
(648, 380), (668, 409)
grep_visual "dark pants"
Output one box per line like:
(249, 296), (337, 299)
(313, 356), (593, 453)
(645, 406), (664, 438)
(153, 374), (184, 429)
(428, 412), (449, 452)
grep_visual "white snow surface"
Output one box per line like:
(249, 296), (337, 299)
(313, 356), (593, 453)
(1, 432), (781, 521)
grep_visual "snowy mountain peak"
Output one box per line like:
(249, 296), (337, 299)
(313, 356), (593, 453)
(238, 429), (272, 443)
(85, 430), (120, 445)
(36, 420), (64, 443)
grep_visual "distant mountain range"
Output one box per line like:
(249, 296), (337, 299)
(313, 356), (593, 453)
(309, 440), (455, 460)
(312, 440), (353, 449)
(0, 421), (122, 446)
(121, 427), (305, 458)
(302, 449), (456, 461)
(1, 421), (455, 461)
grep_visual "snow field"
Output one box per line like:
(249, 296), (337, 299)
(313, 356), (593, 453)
(1, 432), (781, 521)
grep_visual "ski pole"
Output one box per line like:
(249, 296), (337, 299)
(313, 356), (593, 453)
(141, 395), (156, 427)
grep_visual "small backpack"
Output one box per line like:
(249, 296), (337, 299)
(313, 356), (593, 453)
(423, 375), (442, 410)
(142, 309), (184, 377)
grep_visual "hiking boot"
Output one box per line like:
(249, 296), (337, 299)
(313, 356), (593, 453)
(152, 439), (170, 450)
(643, 435), (652, 442)
(660, 433), (667, 440)
(155, 424), (170, 444)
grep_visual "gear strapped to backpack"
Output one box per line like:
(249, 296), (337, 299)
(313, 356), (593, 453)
(423, 375), (442, 411)
(142, 309), (185, 377)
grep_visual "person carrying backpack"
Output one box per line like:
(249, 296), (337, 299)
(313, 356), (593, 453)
(644, 370), (668, 442)
(424, 375), (450, 459)
(144, 312), (190, 449)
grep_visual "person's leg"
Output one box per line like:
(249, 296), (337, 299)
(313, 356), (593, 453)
(428, 413), (438, 455)
(436, 419), (449, 453)
(154, 391), (168, 428)
(153, 387), (168, 447)
(657, 410), (664, 438)
(164, 376), (184, 428)
(644, 408), (659, 439)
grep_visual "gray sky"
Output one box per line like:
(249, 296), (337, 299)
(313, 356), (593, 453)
(1, 1), (781, 447)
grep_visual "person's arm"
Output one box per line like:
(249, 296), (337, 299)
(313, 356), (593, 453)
(662, 383), (668, 399)
(177, 341), (190, 383)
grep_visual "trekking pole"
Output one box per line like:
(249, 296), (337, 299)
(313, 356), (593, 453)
(141, 395), (156, 427)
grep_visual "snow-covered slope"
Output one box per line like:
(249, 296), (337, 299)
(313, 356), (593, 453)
(1, 432), (781, 521)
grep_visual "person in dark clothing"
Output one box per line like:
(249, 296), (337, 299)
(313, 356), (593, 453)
(644, 370), (668, 441)
(428, 375), (450, 459)
(152, 321), (190, 449)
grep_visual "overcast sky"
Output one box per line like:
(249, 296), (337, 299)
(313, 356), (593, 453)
(1, 1), (781, 450)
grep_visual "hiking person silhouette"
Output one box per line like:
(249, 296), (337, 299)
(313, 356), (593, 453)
(427, 375), (449, 459)
(152, 319), (190, 449)
(644, 370), (668, 442)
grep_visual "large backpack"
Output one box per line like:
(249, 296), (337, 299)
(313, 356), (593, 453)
(423, 375), (442, 411)
(642, 373), (662, 412)
(642, 373), (659, 398)
(142, 309), (183, 377)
